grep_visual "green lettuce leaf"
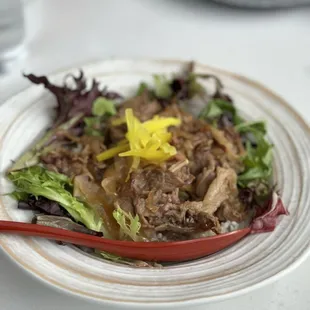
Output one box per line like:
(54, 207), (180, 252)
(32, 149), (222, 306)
(187, 73), (205, 98)
(85, 97), (116, 136)
(8, 166), (103, 231)
(113, 206), (141, 241)
(235, 121), (267, 135)
(92, 97), (116, 117)
(136, 82), (149, 96)
(198, 99), (236, 122)
(153, 75), (173, 99)
(237, 123), (273, 187)
(9, 191), (29, 201)
(84, 116), (103, 137)
(142, 71), (205, 101)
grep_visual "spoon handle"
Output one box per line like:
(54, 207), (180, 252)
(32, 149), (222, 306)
(0, 220), (108, 249)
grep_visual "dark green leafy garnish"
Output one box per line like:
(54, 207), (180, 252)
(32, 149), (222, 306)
(153, 75), (173, 99)
(84, 117), (103, 137)
(136, 82), (149, 96)
(82, 97), (117, 137)
(92, 97), (116, 117)
(237, 122), (273, 187)
(199, 99), (236, 122)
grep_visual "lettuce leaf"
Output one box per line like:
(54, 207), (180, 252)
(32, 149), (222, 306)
(23, 71), (120, 128)
(92, 97), (116, 117)
(235, 121), (266, 135)
(83, 97), (116, 136)
(84, 116), (103, 137)
(113, 206), (142, 241)
(136, 82), (149, 96)
(199, 99), (236, 121)
(237, 122), (273, 187)
(17, 196), (66, 216)
(187, 73), (205, 98)
(8, 166), (103, 232)
(10, 191), (29, 201)
(153, 75), (173, 99)
(139, 66), (204, 101)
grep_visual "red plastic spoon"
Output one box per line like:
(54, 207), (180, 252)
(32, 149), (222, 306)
(0, 220), (250, 262)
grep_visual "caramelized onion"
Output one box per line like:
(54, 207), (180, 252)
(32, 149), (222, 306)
(73, 175), (119, 239)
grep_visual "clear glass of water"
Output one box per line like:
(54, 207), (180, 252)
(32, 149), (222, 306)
(0, 0), (25, 70)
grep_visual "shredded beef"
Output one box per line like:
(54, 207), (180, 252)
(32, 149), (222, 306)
(202, 167), (238, 214)
(41, 148), (90, 178)
(41, 135), (106, 180)
(195, 167), (216, 199)
(107, 93), (162, 144)
(109, 105), (248, 239)
(107, 123), (127, 144)
(118, 94), (161, 122)
(130, 165), (192, 195)
(134, 192), (221, 240)
(113, 164), (224, 240)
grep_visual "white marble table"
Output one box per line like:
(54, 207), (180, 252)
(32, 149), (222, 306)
(1, 1), (310, 309)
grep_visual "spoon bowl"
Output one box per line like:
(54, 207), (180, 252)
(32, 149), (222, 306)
(0, 220), (250, 262)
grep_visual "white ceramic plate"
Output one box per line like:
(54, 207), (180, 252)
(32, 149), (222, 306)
(0, 59), (309, 308)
